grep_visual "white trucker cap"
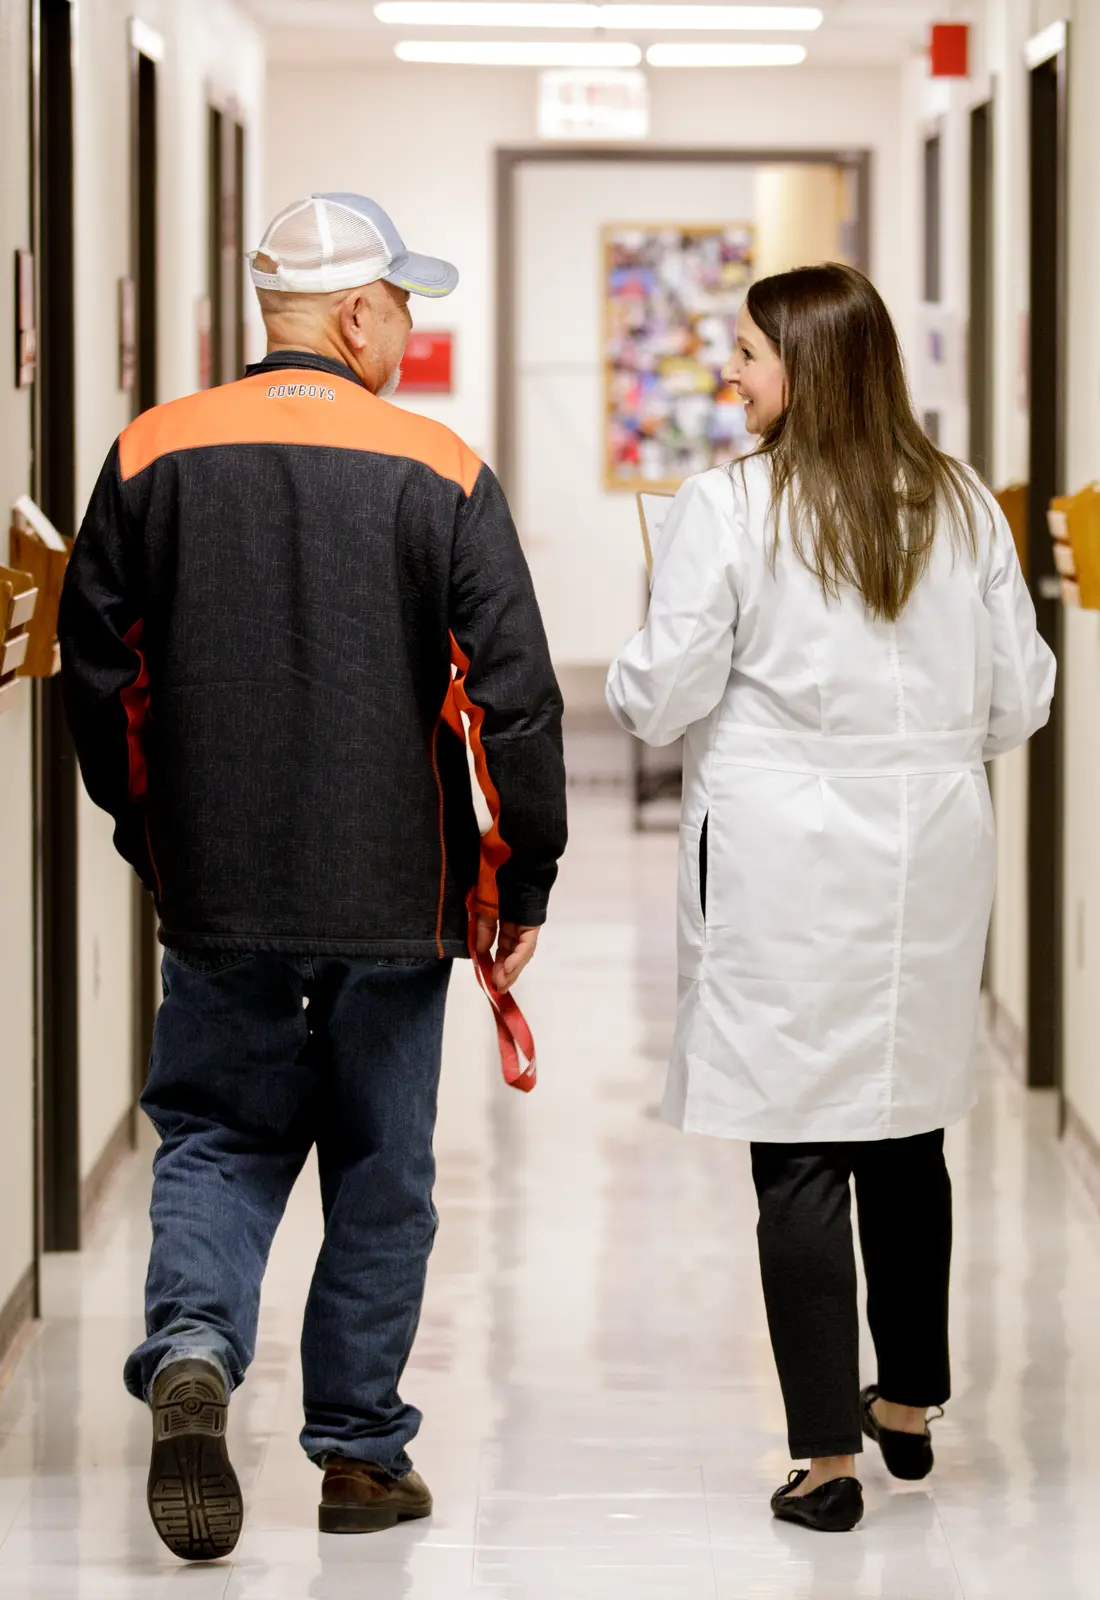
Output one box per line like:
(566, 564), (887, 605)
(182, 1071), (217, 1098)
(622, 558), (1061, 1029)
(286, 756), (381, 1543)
(249, 192), (458, 298)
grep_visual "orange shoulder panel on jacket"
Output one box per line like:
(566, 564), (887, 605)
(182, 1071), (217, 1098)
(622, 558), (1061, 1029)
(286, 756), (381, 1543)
(118, 371), (483, 495)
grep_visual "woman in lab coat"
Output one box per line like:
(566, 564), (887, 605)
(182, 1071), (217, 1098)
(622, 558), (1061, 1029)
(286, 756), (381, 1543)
(607, 264), (1055, 1533)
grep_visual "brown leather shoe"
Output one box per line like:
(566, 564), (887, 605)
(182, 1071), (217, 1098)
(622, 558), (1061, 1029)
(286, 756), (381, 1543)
(319, 1458), (433, 1534)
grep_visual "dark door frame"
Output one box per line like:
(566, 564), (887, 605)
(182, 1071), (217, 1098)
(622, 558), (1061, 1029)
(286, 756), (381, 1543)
(130, 37), (160, 1122)
(494, 145), (872, 496)
(967, 99), (994, 484)
(233, 119), (247, 380)
(1025, 24), (1069, 1106)
(207, 103), (225, 387)
(207, 98), (247, 388)
(32, 0), (80, 1256)
(967, 94), (996, 993)
(132, 49), (158, 415)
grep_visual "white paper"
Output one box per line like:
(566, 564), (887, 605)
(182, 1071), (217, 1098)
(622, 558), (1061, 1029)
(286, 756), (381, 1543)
(13, 495), (66, 552)
(637, 490), (676, 578)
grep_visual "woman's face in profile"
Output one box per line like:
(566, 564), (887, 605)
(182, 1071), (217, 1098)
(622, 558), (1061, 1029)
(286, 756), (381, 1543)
(725, 303), (786, 436)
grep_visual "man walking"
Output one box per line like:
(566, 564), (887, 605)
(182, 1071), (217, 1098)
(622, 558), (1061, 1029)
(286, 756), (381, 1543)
(59, 193), (566, 1561)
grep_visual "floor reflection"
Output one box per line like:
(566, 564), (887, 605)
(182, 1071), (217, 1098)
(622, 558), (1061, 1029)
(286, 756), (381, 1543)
(0, 795), (1094, 1596)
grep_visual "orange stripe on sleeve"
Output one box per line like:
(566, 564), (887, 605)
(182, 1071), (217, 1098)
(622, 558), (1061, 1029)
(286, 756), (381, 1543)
(442, 635), (537, 1094)
(119, 370), (482, 494)
(444, 633), (511, 921)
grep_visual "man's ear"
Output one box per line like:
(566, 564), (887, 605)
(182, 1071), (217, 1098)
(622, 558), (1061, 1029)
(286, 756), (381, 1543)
(339, 289), (370, 352)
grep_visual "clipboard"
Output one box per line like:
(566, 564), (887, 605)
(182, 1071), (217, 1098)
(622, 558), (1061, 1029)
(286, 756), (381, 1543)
(636, 490), (676, 580)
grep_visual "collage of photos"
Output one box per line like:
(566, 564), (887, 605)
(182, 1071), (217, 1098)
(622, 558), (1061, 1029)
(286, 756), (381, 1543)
(604, 222), (755, 491)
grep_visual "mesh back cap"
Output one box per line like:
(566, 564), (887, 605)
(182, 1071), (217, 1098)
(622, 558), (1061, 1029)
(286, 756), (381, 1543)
(250, 193), (458, 298)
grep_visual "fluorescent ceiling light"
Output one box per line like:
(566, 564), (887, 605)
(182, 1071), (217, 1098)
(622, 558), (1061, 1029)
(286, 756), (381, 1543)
(378, 3), (598, 25)
(601, 5), (821, 28)
(395, 39), (643, 62)
(377, 3), (823, 28)
(647, 40), (806, 63)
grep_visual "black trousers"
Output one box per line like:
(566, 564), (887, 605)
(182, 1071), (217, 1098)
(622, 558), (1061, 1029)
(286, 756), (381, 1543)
(750, 1130), (952, 1460)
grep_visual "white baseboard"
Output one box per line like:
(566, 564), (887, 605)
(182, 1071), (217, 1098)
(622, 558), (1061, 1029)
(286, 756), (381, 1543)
(1064, 1101), (1100, 1217)
(983, 991), (1025, 1082)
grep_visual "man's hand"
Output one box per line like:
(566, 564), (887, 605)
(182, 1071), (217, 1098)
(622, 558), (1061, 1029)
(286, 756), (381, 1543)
(476, 916), (541, 994)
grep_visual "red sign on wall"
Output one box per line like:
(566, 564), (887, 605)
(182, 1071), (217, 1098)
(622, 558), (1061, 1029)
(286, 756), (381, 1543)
(930, 23), (969, 78)
(400, 331), (454, 394)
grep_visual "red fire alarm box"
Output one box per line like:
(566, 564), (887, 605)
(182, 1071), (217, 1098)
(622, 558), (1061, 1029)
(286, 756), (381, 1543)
(399, 331), (454, 395)
(930, 23), (969, 78)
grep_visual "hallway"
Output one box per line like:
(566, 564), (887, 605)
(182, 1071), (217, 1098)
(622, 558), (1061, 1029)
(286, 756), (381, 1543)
(0, 796), (1094, 1597)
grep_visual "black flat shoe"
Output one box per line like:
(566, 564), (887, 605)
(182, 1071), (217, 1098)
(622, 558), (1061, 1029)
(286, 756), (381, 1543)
(771, 1470), (864, 1532)
(861, 1386), (941, 1481)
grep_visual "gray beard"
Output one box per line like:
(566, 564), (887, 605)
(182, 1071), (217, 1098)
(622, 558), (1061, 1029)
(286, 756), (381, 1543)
(378, 366), (402, 399)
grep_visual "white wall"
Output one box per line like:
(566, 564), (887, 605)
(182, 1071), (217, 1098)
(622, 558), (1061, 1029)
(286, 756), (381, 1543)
(74, 0), (265, 1180)
(516, 160), (757, 667)
(266, 60), (910, 471)
(0, 0), (38, 1313)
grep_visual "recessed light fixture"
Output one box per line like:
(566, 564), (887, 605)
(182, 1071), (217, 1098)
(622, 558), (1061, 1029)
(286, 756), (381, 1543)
(647, 40), (807, 63)
(376, 3), (823, 29)
(394, 38), (644, 63)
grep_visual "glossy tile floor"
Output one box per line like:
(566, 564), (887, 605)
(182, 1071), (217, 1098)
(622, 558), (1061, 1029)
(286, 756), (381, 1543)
(3, 794), (1100, 1597)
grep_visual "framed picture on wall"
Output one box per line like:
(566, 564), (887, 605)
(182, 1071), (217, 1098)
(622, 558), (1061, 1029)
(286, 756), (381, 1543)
(603, 222), (754, 492)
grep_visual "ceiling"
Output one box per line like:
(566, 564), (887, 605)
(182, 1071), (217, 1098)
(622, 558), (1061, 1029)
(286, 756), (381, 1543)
(245, 0), (984, 68)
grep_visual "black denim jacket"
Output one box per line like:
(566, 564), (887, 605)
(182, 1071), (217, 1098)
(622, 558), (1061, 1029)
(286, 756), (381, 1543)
(59, 351), (567, 957)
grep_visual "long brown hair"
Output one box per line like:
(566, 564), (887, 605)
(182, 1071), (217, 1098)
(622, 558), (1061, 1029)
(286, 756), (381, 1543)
(742, 263), (979, 622)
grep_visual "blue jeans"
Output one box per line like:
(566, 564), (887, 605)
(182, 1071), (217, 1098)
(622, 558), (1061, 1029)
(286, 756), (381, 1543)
(124, 948), (453, 1474)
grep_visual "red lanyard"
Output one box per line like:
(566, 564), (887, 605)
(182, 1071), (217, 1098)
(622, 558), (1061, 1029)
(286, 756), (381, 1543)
(466, 896), (536, 1093)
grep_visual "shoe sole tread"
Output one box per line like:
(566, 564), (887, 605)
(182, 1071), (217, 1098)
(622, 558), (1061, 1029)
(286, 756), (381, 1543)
(148, 1363), (242, 1562)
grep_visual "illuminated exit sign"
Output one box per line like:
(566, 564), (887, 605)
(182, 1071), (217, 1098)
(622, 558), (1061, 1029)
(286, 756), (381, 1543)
(538, 69), (650, 141)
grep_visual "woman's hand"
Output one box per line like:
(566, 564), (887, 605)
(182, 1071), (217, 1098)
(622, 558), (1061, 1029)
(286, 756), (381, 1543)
(476, 916), (541, 994)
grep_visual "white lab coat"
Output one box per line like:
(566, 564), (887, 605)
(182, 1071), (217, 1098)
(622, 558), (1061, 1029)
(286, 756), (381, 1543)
(607, 454), (1056, 1143)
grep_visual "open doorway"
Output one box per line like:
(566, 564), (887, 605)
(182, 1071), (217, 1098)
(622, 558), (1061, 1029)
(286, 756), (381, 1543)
(207, 105), (247, 387)
(130, 37), (160, 1113)
(1026, 27), (1068, 1099)
(34, 0), (80, 1253)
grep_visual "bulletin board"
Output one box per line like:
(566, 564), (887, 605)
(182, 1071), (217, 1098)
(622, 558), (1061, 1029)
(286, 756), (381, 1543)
(603, 222), (754, 492)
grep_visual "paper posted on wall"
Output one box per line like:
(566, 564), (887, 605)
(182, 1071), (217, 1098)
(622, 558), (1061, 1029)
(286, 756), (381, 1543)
(636, 490), (676, 581)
